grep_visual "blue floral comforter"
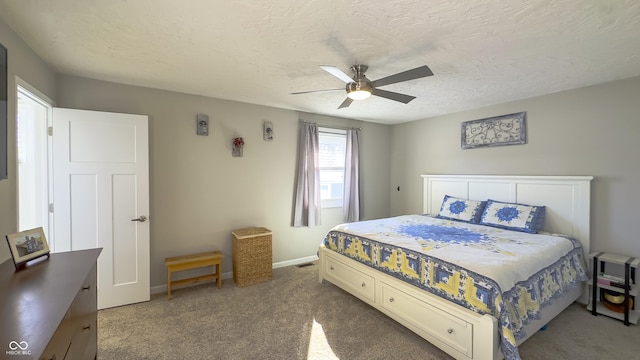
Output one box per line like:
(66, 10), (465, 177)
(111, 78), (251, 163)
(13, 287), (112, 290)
(322, 214), (588, 360)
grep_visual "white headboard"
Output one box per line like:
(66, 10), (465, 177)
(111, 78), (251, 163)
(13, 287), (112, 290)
(422, 175), (593, 255)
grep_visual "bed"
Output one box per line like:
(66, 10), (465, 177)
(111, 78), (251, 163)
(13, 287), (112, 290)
(318, 175), (593, 360)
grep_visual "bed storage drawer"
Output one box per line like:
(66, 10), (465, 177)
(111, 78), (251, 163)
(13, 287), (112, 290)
(323, 255), (375, 302)
(380, 280), (473, 357)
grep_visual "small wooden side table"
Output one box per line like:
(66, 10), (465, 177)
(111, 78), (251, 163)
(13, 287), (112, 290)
(165, 250), (223, 299)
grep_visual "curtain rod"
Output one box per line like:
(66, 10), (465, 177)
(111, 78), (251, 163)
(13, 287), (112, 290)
(300, 120), (361, 131)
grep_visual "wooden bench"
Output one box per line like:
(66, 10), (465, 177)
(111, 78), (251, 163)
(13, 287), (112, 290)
(164, 250), (223, 299)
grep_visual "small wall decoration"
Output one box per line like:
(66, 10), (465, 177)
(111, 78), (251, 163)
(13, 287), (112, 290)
(6, 227), (50, 268)
(461, 112), (527, 149)
(263, 121), (273, 141)
(233, 137), (244, 157)
(196, 113), (209, 136)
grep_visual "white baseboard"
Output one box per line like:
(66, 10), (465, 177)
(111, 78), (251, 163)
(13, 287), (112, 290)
(150, 255), (319, 295)
(272, 255), (318, 269)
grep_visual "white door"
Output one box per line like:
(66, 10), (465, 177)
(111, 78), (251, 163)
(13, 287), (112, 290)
(52, 108), (150, 309)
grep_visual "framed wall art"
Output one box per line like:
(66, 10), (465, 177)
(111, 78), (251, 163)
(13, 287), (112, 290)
(1, 42), (7, 179)
(461, 111), (527, 149)
(6, 227), (50, 268)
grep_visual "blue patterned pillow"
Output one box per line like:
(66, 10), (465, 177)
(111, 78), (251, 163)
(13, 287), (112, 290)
(436, 195), (487, 224)
(480, 199), (546, 233)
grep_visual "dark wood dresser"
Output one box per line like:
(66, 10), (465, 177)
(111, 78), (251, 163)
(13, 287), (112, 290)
(0, 248), (102, 360)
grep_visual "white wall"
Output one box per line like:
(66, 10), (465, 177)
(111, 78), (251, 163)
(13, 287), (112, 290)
(0, 18), (56, 263)
(55, 75), (391, 287)
(390, 75), (640, 259)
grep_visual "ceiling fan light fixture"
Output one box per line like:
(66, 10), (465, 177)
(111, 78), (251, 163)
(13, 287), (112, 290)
(347, 89), (372, 100)
(346, 81), (372, 100)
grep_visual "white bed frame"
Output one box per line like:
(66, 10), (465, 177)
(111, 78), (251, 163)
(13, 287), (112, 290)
(318, 175), (593, 360)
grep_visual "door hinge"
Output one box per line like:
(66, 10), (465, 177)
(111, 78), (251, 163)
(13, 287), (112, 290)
(49, 203), (54, 213)
(48, 126), (53, 136)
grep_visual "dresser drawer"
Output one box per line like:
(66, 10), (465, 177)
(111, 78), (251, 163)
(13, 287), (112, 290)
(69, 264), (98, 359)
(380, 280), (473, 357)
(71, 266), (97, 325)
(324, 255), (375, 302)
(69, 317), (96, 360)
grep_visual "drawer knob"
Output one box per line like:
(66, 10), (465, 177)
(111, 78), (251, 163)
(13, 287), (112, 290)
(361, 282), (366, 287)
(330, 266), (334, 270)
(447, 328), (454, 334)
(389, 297), (395, 303)
(83, 324), (92, 331)
(82, 285), (91, 291)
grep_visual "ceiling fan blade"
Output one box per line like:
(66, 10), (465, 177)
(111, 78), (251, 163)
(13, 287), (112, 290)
(338, 98), (353, 109)
(370, 65), (433, 88)
(320, 65), (354, 83)
(371, 88), (416, 104)
(290, 88), (343, 95)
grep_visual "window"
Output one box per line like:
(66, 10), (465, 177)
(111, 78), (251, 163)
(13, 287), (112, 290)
(318, 127), (346, 208)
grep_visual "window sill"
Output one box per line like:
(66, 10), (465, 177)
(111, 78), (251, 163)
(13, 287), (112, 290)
(321, 199), (343, 209)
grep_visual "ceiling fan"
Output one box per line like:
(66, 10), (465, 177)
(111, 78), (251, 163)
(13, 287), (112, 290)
(292, 64), (433, 109)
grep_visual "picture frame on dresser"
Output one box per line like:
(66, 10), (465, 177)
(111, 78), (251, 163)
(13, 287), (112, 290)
(6, 227), (50, 268)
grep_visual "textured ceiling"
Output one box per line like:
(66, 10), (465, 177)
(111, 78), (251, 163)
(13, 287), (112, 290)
(1, 0), (640, 124)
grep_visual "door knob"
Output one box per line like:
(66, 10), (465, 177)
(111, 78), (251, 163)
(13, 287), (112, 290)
(131, 216), (147, 222)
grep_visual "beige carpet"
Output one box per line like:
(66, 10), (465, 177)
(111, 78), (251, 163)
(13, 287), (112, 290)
(98, 264), (640, 359)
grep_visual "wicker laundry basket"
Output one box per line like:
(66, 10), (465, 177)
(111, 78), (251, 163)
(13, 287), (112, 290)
(232, 227), (272, 287)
